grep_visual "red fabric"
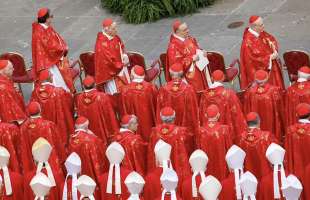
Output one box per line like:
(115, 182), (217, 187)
(219, 173), (238, 200)
(181, 174), (204, 200)
(236, 128), (276, 179)
(243, 83), (285, 141)
(68, 130), (108, 183)
(102, 18), (113, 27)
(199, 86), (246, 140)
(147, 124), (192, 186)
(258, 171), (286, 200)
(75, 89), (119, 144)
(166, 35), (208, 91)
(285, 81), (310, 126)
(196, 123), (232, 180)
(99, 167), (131, 200)
(0, 75), (26, 123)
(0, 122), (22, 173)
(23, 168), (64, 200)
(240, 28), (284, 89)
(0, 170), (23, 200)
(285, 122), (310, 178)
(249, 15), (260, 24)
(156, 79), (199, 135)
(94, 32), (125, 85)
(0, 60), (9, 70)
(120, 81), (158, 141)
(59, 176), (81, 200)
(112, 130), (147, 175)
(37, 8), (48, 18)
(31, 83), (74, 147)
(19, 117), (65, 174)
(304, 164), (310, 200)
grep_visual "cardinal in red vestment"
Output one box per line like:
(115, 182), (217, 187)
(156, 168), (183, 200)
(75, 75), (119, 144)
(219, 145), (246, 200)
(166, 20), (209, 91)
(0, 60), (26, 124)
(120, 65), (158, 141)
(68, 116), (108, 190)
(112, 115), (147, 175)
(285, 66), (310, 127)
(304, 163), (310, 200)
(236, 112), (277, 179)
(196, 104), (232, 180)
(144, 140), (177, 200)
(0, 146), (23, 200)
(199, 70), (246, 140)
(181, 150), (208, 200)
(99, 142), (131, 200)
(32, 8), (75, 92)
(258, 143), (288, 200)
(125, 171), (145, 200)
(20, 101), (66, 173)
(156, 63), (199, 134)
(61, 152), (82, 200)
(240, 15), (284, 90)
(285, 103), (310, 178)
(29, 172), (56, 200)
(24, 138), (64, 200)
(0, 120), (21, 173)
(243, 70), (285, 142)
(31, 69), (75, 147)
(95, 18), (130, 94)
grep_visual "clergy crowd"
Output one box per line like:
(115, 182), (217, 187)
(0, 7), (309, 200)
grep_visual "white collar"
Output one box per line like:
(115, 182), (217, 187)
(299, 119), (310, 124)
(119, 128), (134, 133)
(248, 27), (260, 38)
(209, 81), (224, 88)
(39, 23), (49, 29)
(84, 88), (96, 92)
(41, 82), (53, 86)
(102, 30), (114, 40)
(297, 78), (308, 83)
(173, 34), (185, 42)
(132, 78), (144, 83)
(30, 115), (41, 119)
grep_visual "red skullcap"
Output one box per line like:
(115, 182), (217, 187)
(75, 116), (88, 125)
(296, 103), (310, 117)
(102, 18), (113, 28)
(39, 70), (50, 81)
(246, 112), (258, 122)
(249, 15), (260, 24)
(169, 63), (183, 74)
(37, 8), (49, 18)
(121, 115), (135, 126)
(160, 107), (175, 117)
(298, 66), (310, 74)
(83, 76), (95, 87)
(173, 20), (182, 32)
(206, 104), (220, 118)
(0, 60), (9, 70)
(255, 70), (268, 81)
(212, 70), (225, 82)
(28, 101), (41, 115)
(132, 65), (145, 78)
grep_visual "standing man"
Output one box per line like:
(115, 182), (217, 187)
(32, 8), (75, 92)
(95, 18), (130, 95)
(240, 15), (285, 89)
(166, 20), (210, 91)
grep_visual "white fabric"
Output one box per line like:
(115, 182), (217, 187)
(160, 169), (178, 200)
(106, 164), (121, 194)
(198, 175), (222, 200)
(192, 171), (206, 197)
(39, 23), (49, 29)
(63, 174), (78, 200)
(119, 128), (134, 133)
(272, 164), (286, 199)
(234, 168), (243, 200)
(299, 119), (310, 124)
(281, 175), (303, 200)
(36, 162), (56, 186)
(104, 78), (118, 95)
(125, 171), (145, 199)
(128, 194), (140, 200)
(102, 30), (114, 40)
(297, 77), (307, 82)
(30, 172), (52, 200)
(48, 65), (70, 92)
(0, 167), (12, 195)
(242, 194), (256, 200)
(80, 195), (95, 200)
(118, 42), (131, 83)
(248, 28), (259, 38)
(161, 189), (177, 200)
(209, 81), (224, 89)
(240, 172), (257, 200)
(173, 34), (185, 42)
(196, 49), (209, 71)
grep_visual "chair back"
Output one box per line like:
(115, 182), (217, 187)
(79, 51), (95, 76)
(127, 51), (146, 73)
(145, 59), (160, 82)
(206, 51), (226, 74)
(283, 50), (309, 81)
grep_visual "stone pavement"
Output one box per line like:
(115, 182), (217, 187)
(0, 0), (309, 101)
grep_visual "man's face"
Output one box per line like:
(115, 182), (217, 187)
(129, 119), (138, 132)
(106, 23), (117, 37)
(253, 18), (264, 33)
(46, 13), (53, 26)
(177, 23), (189, 38)
(1, 62), (14, 77)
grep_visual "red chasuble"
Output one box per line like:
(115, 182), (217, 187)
(94, 32), (126, 86)
(0, 122), (21, 173)
(258, 171), (287, 200)
(19, 117), (66, 173)
(112, 129), (147, 175)
(156, 79), (199, 135)
(0, 75), (26, 123)
(237, 128), (276, 179)
(199, 85), (246, 140)
(31, 83), (74, 146)
(147, 124), (192, 185)
(285, 122), (310, 178)
(0, 170), (23, 200)
(284, 81), (310, 127)
(240, 28), (284, 89)
(68, 130), (108, 183)
(243, 83), (285, 141)
(166, 35), (208, 91)
(32, 22), (75, 92)
(75, 89), (119, 144)
(60, 177), (81, 200)
(120, 81), (158, 141)
(196, 122), (232, 180)
(98, 167), (131, 200)
(181, 174), (204, 200)
(219, 173), (238, 200)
